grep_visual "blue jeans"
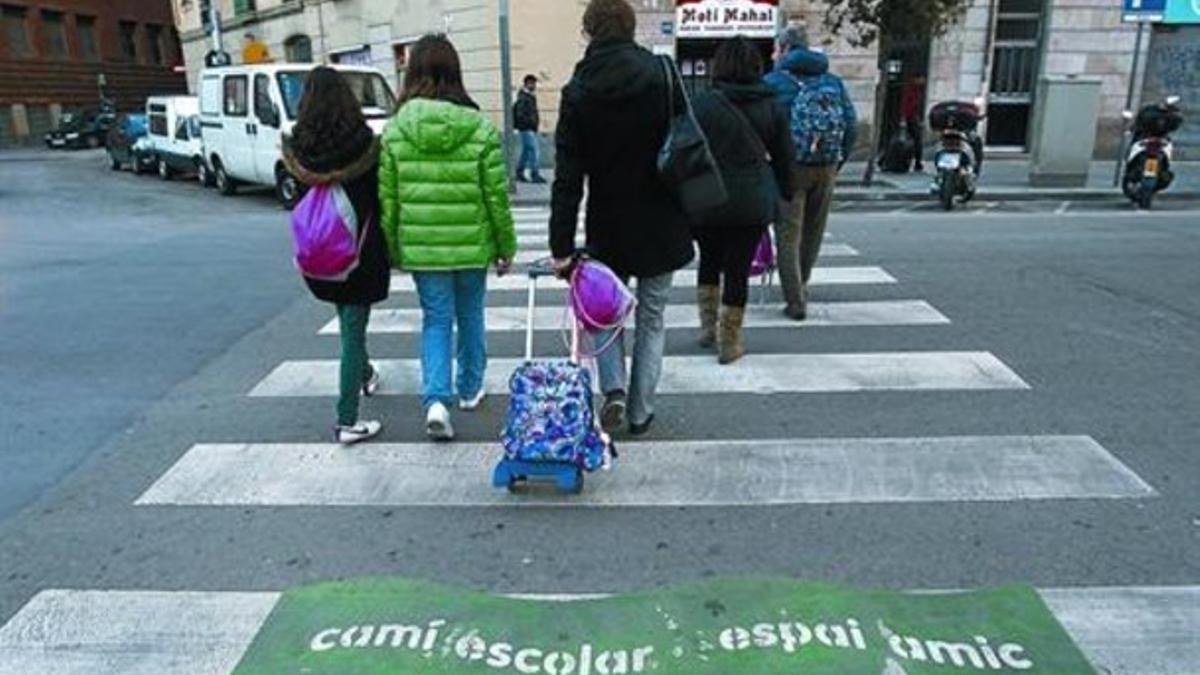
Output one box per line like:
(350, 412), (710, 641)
(517, 130), (541, 178)
(413, 270), (488, 410)
(595, 272), (674, 426)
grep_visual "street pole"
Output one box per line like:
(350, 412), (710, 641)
(209, 4), (222, 55)
(1113, 20), (1145, 187)
(499, 0), (516, 188)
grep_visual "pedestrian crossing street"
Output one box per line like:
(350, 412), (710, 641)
(1, 206), (1192, 673)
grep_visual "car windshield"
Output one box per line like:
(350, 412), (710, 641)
(277, 70), (396, 121)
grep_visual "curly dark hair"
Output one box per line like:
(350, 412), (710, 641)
(288, 66), (371, 169)
(583, 0), (636, 42)
(711, 37), (764, 85)
(398, 34), (478, 110)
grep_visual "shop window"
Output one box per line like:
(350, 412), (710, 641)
(118, 20), (138, 61)
(40, 10), (67, 57)
(233, 0), (256, 16)
(284, 34), (312, 63)
(146, 24), (164, 65)
(76, 16), (98, 61)
(1, 5), (30, 56)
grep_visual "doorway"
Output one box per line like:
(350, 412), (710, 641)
(986, 0), (1047, 148)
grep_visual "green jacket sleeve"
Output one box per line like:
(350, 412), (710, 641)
(378, 137), (400, 265)
(481, 126), (517, 261)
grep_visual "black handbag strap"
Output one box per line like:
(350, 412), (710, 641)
(714, 91), (770, 161)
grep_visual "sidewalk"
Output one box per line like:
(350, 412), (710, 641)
(511, 159), (1200, 206)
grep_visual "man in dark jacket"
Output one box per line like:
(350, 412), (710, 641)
(550, 0), (693, 437)
(513, 74), (546, 183)
(764, 25), (858, 320)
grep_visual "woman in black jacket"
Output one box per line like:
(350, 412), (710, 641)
(283, 66), (390, 444)
(692, 37), (797, 364)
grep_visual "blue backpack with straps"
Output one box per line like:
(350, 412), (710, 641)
(790, 73), (848, 166)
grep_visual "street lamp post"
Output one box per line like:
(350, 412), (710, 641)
(499, 0), (515, 188)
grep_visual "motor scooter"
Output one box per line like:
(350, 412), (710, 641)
(928, 100), (985, 211)
(1121, 95), (1182, 210)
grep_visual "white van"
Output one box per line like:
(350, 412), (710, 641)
(145, 96), (206, 183)
(198, 64), (396, 207)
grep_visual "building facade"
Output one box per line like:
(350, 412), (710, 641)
(1, 0), (187, 146)
(168, 0), (1174, 159)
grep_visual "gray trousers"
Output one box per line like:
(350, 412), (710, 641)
(595, 271), (674, 426)
(776, 164), (838, 304)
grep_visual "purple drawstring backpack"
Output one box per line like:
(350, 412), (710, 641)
(568, 259), (637, 357)
(290, 184), (365, 282)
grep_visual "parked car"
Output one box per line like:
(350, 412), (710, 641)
(106, 113), (155, 173)
(198, 63), (395, 207)
(144, 96), (209, 183)
(45, 111), (115, 149)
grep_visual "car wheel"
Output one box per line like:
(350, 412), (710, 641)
(86, 136), (100, 149)
(158, 159), (173, 181)
(214, 161), (237, 196)
(196, 159), (214, 188)
(275, 167), (303, 209)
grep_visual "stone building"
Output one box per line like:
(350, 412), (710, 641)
(1, 0), (187, 146)
(168, 0), (1165, 158)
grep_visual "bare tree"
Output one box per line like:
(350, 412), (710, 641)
(818, 0), (975, 48)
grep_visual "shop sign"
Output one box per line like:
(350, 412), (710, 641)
(1164, 0), (1200, 23)
(332, 46), (373, 66)
(676, 0), (779, 38)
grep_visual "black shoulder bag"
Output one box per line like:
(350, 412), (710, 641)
(656, 56), (728, 216)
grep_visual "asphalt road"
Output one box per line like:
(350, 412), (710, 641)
(1, 149), (1198, 671)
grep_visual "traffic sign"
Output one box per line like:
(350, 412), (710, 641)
(1122, 0), (1167, 22)
(1164, 0), (1200, 23)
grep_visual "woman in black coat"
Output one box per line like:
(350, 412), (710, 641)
(283, 66), (390, 444)
(692, 37), (798, 364)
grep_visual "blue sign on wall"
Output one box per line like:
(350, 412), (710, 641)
(1165, 0), (1200, 23)
(1123, 0), (1168, 22)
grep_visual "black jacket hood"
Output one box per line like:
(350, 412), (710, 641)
(572, 39), (664, 103)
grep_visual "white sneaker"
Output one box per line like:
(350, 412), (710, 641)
(335, 420), (382, 445)
(458, 390), (486, 411)
(425, 402), (455, 441)
(362, 365), (380, 397)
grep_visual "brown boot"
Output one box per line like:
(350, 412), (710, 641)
(718, 304), (746, 365)
(783, 283), (808, 321)
(697, 285), (720, 349)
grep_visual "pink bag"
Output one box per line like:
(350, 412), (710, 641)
(748, 230), (776, 277)
(290, 184), (364, 282)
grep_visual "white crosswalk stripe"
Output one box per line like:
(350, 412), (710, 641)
(390, 265), (897, 292)
(504, 243), (858, 265)
(3, 586), (1196, 674)
(136, 436), (1152, 507)
(247, 352), (1029, 398)
(318, 300), (951, 335)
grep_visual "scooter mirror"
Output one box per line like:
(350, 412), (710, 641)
(1165, 95), (1181, 106)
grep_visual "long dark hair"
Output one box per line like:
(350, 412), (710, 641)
(398, 34), (478, 110)
(289, 66), (370, 164)
(711, 37), (764, 85)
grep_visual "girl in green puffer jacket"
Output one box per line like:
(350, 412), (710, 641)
(379, 34), (517, 441)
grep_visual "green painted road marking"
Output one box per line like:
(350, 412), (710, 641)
(233, 577), (1095, 674)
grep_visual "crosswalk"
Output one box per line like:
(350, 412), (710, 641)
(0, 207), (1189, 673)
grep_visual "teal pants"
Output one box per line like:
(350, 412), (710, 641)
(336, 304), (372, 426)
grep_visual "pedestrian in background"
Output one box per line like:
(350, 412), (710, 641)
(514, 74), (547, 184)
(692, 37), (797, 364)
(550, 0), (693, 436)
(284, 66), (389, 445)
(765, 25), (858, 321)
(379, 34), (517, 442)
